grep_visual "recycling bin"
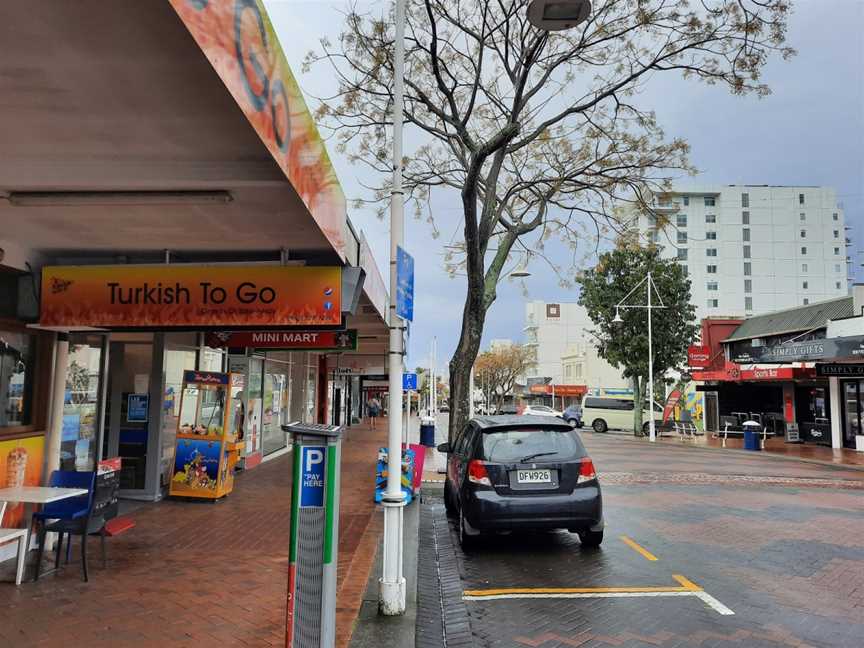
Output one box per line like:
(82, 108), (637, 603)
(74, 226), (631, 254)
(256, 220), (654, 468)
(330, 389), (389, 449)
(420, 416), (436, 447)
(742, 421), (761, 451)
(283, 422), (343, 648)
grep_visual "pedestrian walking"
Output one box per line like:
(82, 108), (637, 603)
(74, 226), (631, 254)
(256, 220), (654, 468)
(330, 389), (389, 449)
(367, 396), (381, 428)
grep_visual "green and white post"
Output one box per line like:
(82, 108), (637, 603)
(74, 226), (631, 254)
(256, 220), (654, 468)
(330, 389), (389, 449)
(285, 423), (342, 648)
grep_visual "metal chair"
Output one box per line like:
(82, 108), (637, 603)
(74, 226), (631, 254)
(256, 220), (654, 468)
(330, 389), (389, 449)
(0, 502), (28, 585)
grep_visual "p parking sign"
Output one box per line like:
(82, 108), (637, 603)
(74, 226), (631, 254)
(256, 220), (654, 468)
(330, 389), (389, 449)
(300, 446), (326, 507)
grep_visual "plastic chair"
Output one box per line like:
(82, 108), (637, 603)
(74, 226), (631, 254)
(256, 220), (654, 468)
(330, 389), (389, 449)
(0, 502), (28, 585)
(32, 470), (96, 582)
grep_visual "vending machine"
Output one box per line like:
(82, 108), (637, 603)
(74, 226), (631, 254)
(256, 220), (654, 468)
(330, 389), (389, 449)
(169, 371), (243, 500)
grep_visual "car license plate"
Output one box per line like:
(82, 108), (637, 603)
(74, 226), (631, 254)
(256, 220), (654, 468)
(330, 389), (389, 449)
(517, 469), (551, 484)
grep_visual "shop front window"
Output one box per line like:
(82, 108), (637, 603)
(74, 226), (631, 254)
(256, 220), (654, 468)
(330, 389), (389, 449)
(161, 348), (197, 488)
(262, 353), (291, 456)
(246, 357), (264, 457)
(306, 354), (318, 424)
(62, 335), (104, 471)
(0, 331), (34, 428)
(843, 381), (861, 448)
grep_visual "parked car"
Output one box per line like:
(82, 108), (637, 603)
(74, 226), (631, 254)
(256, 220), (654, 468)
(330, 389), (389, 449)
(562, 404), (582, 428)
(521, 404), (563, 418)
(581, 396), (662, 435)
(496, 405), (518, 415)
(437, 415), (604, 550)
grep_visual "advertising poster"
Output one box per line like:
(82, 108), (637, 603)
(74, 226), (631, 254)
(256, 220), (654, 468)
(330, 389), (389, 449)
(171, 438), (222, 493)
(127, 393), (149, 422)
(0, 436), (45, 527)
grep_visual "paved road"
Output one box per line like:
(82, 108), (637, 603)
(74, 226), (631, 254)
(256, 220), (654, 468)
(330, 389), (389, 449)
(421, 431), (864, 648)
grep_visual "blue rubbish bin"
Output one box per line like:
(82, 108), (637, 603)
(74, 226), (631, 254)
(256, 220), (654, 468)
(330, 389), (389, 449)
(743, 421), (761, 451)
(420, 416), (436, 447)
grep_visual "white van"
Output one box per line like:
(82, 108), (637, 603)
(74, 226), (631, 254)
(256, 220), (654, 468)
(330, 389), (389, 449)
(581, 396), (663, 434)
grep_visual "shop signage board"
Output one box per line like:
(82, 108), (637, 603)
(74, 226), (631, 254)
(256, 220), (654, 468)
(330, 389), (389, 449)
(687, 345), (712, 368)
(396, 246), (414, 321)
(40, 265), (342, 328)
(207, 329), (357, 351)
(692, 366), (816, 382)
(728, 335), (864, 365)
(816, 363), (864, 377)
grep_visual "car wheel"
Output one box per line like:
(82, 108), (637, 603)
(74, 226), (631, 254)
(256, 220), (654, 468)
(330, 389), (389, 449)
(459, 507), (478, 551)
(579, 529), (604, 548)
(592, 419), (608, 433)
(444, 480), (455, 517)
(567, 418), (578, 428)
(641, 421), (651, 436)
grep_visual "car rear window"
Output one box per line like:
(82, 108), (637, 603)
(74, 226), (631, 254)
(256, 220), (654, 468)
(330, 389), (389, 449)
(481, 428), (586, 463)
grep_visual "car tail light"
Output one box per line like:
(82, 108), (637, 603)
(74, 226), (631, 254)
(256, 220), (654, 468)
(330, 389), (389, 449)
(577, 458), (597, 484)
(467, 460), (492, 487)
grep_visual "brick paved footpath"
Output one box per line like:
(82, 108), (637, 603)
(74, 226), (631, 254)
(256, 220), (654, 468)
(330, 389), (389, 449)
(418, 432), (864, 648)
(0, 421), (387, 648)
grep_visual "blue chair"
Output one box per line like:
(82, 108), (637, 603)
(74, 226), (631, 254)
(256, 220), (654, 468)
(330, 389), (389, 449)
(32, 470), (96, 582)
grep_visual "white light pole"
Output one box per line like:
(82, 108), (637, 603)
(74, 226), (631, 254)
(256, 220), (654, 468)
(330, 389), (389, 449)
(612, 272), (665, 442)
(380, 0), (407, 616)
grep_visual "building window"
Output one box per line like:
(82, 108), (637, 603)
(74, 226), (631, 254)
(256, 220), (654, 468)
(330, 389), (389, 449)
(680, 265), (688, 274)
(648, 229), (660, 243)
(803, 281), (808, 289)
(742, 211), (750, 224)
(836, 281), (842, 290)
(800, 213), (806, 222)
(744, 262), (752, 276)
(677, 231), (688, 244)
(834, 230), (840, 239)
(742, 245), (750, 258)
(707, 281), (718, 291)
(1, 331), (36, 428)
(741, 193), (749, 208)
(802, 263), (808, 272)
(676, 214), (688, 228)
(744, 279), (752, 293)
(833, 212), (839, 221)
(745, 296), (753, 312)
(742, 228), (750, 242)
(546, 303), (560, 318)
(707, 299), (719, 308)
(803, 298), (809, 305)
(834, 247), (841, 255)
(706, 231), (717, 240)
(835, 264), (842, 273)
(799, 193), (805, 205)
(677, 248), (688, 260)
(706, 265), (717, 274)
(683, 196), (690, 206)
(704, 197), (715, 207)
(706, 214), (716, 224)
(706, 248), (717, 257)
(800, 230), (806, 238)
(801, 247), (807, 255)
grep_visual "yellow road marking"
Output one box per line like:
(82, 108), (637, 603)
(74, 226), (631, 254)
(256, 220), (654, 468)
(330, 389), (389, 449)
(620, 535), (658, 561)
(672, 574), (702, 591)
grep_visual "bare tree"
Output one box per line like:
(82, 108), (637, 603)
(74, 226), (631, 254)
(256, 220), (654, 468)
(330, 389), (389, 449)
(475, 344), (535, 413)
(305, 0), (793, 441)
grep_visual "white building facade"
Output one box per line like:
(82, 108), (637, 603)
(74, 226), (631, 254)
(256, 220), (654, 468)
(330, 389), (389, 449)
(523, 301), (629, 391)
(635, 185), (848, 320)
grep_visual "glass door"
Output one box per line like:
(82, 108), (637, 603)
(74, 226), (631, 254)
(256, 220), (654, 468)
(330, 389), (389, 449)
(842, 381), (861, 449)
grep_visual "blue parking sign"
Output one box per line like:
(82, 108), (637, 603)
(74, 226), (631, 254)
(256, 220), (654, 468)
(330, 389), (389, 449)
(300, 446), (326, 507)
(403, 373), (418, 391)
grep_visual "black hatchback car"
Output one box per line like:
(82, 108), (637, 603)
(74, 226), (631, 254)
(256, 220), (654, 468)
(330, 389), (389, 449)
(438, 415), (603, 550)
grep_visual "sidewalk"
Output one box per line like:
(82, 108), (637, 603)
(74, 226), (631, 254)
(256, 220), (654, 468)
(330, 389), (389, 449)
(0, 420), (387, 648)
(648, 429), (864, 469)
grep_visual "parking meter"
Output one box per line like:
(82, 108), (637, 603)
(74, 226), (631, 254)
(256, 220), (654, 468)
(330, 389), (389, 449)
(283, 423), (343, 648)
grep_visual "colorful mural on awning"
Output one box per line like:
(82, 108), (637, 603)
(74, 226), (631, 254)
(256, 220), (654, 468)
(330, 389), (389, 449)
(170, 0), (346, 259)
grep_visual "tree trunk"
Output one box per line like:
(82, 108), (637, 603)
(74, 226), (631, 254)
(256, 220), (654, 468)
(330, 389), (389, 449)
(448, 288), (487, 443)
(632, 376), (644, 436)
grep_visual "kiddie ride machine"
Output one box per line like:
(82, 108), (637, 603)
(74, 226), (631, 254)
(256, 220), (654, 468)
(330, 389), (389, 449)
(169, 370), (243, 500)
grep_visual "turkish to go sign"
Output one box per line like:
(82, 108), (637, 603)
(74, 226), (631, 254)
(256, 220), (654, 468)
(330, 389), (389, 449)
(396, 246), (414, 321)
(207, 329), (357, 351)
(40, 265), (341, 328)
(299, 446), (326, 507)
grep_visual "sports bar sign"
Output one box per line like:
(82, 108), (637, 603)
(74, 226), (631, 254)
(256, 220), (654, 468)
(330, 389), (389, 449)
(206, 330), (357, 351)
(40, 265), (342, 328)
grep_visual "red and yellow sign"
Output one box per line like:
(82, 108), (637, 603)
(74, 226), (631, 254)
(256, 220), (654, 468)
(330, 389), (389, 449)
(40, 265), (341, 328)
(206, 329), (357, 350)
(0, 436), (45, 527)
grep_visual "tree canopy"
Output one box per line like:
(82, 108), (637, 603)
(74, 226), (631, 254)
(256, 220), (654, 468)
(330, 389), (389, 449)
(474, 343), (536, 412)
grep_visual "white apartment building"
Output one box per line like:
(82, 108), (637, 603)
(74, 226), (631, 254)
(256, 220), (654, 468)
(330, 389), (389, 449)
(523, 301), (629, 390)
(635, 185), (849, 320)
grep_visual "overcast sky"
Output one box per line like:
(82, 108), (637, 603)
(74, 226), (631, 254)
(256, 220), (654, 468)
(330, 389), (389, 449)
(264, 0), (864, 372)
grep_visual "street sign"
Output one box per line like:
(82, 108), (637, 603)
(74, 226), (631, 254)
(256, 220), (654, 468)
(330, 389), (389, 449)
(299, 446), (326, 507)
(403, 373), (418, 391)
(396, 246), (414, 321)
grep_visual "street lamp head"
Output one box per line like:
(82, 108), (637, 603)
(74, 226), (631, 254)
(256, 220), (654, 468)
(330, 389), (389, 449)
(527, 0), (592, 31)
(611, 307), (623, 324)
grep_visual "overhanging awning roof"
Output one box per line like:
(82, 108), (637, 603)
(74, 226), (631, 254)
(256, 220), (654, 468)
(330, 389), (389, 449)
(724, 296), (853, 343)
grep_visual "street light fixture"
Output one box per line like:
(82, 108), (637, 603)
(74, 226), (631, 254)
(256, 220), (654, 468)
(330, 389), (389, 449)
(527, 0), (592, 31)
(611, 272), (665, 442)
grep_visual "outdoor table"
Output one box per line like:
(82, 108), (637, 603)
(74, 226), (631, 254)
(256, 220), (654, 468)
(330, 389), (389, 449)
(0, 486), (89, 581)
